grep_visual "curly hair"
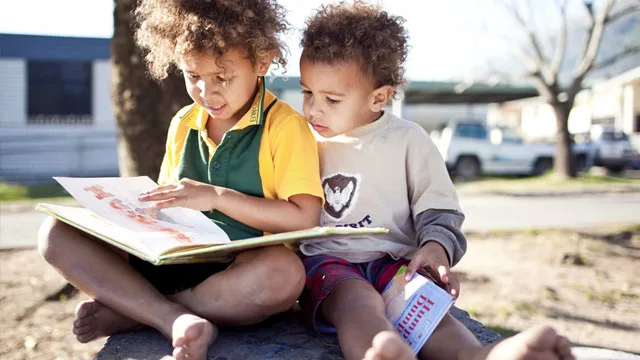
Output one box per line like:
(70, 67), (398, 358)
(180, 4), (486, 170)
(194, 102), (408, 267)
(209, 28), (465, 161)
(301, 1), (409, 90)
(134, 0), (289, 80)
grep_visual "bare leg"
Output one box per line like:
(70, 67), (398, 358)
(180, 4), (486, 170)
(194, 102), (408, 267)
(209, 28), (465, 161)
(169, 244), (306, 326)
(321, 279), (415, 360)
(39, 218), (304, 356)
(363, 331), (415, 360)
(38, 217), (215, 360)
(471, 326), (574, 360)
(419, 315), (574, 360)
(73, 299), (141, 343)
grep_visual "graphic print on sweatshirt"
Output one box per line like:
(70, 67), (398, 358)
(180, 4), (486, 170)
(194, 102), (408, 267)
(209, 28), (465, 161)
(322, 173), (360, 219)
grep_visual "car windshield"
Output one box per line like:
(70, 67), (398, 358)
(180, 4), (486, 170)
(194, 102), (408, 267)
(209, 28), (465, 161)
(601, 131), (629, 141)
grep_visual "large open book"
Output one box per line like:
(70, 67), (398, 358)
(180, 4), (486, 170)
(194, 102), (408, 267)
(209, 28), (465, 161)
(36, 176), (387, 265)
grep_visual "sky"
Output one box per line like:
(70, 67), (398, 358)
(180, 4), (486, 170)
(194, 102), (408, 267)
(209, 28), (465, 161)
(0, 0), (575, 81)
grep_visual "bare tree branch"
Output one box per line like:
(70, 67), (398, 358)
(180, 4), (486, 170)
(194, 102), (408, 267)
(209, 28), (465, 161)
(606, 3), (640, 23)
(542, 0), (564, 60)
(549, 0), (568, 84)
(527, 70), (556, 103)
(480, 12), (540, 71)
(593, 44), (640, 70)
(497, 0), (550, 68)
(575, 0), (616, 79)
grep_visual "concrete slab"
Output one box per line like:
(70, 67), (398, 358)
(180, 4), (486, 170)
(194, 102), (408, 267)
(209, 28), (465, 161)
(97, 307), (502, 359)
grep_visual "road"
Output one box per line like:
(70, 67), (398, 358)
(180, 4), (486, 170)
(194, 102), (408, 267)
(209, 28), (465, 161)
(460, 192), (640, 232)
(1, 192), (639, 248)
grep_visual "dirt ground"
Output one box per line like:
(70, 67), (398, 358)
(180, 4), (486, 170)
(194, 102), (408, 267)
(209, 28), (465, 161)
(454, 225), (640, 354)
(0, 226), (638, 359)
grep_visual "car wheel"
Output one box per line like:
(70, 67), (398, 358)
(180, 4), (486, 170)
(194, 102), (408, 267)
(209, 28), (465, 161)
(455, 157), (480, 179)
(532, 158), (553, 176)
(575, 155), (588, 173)
(607, 165), (625, 174)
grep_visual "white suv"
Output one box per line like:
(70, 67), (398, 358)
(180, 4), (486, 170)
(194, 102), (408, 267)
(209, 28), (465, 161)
(588, 125), (634, 173)
(432, 121), (589, 179)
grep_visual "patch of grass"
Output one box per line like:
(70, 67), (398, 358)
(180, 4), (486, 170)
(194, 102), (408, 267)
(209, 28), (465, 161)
(455, 174), (640, 194)
(465, 307), (482, 318)
(587, 289), (639, 306)
(486, 325), (519, 338)
(513, 301), (538, 317)
(621, 224), (640, 233)
(0, 182), (69, 202)
(497, 305), (513, 317)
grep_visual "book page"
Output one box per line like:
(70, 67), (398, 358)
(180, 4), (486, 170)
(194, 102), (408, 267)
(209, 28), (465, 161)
(381, 266), (454, 353)
(53, 177), (230, 253)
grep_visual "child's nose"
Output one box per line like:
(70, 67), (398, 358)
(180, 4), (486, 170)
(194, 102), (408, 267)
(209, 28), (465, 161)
(308, 98), (322, 117)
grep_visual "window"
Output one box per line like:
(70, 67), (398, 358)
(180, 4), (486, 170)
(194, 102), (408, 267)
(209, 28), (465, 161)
(27, 61), (92, 124)
(601, 131), (629, 142)
(455, 123), (488, 140)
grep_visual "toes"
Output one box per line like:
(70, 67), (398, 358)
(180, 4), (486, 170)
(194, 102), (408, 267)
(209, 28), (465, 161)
(73, 316), (94, 329)
(370, 331), (415, 360)
(76, 330), (98, 343)
(363, 347), (382, 360)
(555, 336), (575, 360)
(173, 335), (186, 348)
(73, 324), (94, 336)
(172, 346), (189, 360)
(74, 300), (98, 318)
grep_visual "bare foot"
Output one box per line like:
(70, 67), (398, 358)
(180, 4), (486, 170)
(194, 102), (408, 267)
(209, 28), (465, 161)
(363, 330), (416, 360)
(478, 325), (574, 360)
(73, 299), (142, 343)
(172, 314), (218, 360)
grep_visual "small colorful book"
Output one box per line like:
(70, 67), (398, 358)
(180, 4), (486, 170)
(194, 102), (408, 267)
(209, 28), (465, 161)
(381, 266), (455, 353)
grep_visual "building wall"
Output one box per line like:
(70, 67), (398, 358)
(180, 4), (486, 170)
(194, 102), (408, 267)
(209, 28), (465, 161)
(0, 59), (26, 125)
(0, 59), (118, 183)
(93, 60), (116, 130)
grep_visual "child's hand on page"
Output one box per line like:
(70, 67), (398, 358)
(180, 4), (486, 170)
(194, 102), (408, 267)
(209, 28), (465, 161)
(138, 178), (219, 211)
(405, 241), (459, 299)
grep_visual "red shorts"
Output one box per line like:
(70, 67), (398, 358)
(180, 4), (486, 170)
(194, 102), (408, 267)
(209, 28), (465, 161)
(300, 254), (408, 333)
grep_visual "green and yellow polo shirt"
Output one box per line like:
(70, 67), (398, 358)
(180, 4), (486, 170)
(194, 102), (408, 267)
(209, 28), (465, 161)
(158, 78), (323, 240)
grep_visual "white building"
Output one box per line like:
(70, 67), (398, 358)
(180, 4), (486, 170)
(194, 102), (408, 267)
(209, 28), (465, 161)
(488, 66), (640, 146)
(0, 34), (117, 183)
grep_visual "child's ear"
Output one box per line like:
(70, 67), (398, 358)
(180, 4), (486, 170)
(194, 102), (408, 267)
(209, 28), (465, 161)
(370, 85), (394, 112)
(254, 52), (275, 76)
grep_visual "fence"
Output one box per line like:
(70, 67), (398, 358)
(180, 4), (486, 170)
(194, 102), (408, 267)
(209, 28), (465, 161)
(0, 132), (119, 184)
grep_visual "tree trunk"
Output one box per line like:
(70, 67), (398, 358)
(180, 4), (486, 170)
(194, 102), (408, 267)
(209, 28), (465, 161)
(111, 0), (190, 179)
(553, 103), (576, 179)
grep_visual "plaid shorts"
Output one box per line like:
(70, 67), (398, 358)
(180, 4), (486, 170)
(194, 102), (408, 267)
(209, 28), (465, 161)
(300, 254), (409, 333)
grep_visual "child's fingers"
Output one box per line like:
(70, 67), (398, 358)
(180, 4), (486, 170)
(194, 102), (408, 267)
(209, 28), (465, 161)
(139, 184), (175, 197)
(150, 197), (184, 209)
(140, 188), (183, 201)
(448, 274), (460, 299)
(437, 265), (450, 284)
(404, 256), (423, 281)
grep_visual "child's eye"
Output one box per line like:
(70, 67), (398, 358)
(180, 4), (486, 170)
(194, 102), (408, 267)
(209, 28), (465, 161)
(185, 73), (200, 80)
(300, 90), (312, 95)
(326, 97), (340, 104)
(217, 76), (228, 82)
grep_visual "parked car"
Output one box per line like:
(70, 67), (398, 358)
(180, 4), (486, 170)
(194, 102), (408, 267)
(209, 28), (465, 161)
(586, 125), (635, 173)
(431, 121), (590, 179)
